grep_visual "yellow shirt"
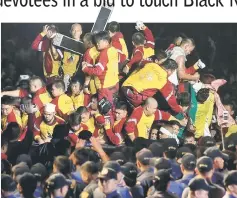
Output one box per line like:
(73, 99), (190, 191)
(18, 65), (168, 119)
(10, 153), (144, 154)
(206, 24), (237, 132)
(62, 51), (80, 77)
(123, 63), (167, 93)
(70, 92), (85, 110)
(33, 116), (65, 140)
(195, 92), (215, 138)
(51, 94), (75, 120)
(137, 112), (155, 139)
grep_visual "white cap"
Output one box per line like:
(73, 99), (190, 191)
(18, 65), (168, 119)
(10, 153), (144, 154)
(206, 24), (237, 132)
(44, 103), (56, 113)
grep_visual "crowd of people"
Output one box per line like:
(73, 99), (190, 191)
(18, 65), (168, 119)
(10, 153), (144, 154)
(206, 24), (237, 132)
(1, 22), (237, 198)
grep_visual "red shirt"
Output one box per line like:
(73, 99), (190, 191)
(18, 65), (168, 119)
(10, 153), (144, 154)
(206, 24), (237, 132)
(106, 117), (127, 145)
(127, 27), (155, 68)
(111, 32), (128, 63)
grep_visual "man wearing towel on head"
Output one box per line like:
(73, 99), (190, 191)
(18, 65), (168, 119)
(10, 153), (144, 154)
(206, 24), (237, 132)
(33, 103), (65, 144)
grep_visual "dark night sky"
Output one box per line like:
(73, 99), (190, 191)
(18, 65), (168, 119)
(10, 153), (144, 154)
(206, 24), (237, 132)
(1, 23), (237, 77)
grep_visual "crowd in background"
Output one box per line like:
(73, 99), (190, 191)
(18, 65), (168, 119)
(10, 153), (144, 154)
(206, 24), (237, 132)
(1, 22), (237, 198)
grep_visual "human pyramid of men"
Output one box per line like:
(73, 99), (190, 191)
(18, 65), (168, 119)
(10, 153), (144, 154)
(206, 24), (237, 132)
(1, 5), (237, 198)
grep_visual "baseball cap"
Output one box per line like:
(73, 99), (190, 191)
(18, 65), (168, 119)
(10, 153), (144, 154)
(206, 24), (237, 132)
(153, 157), (171, 170)
(1, 174), (17, 192)
(204, 146), (229, 161)
(162, 138), (178, 152)
(98, 167), (117, 181)
(196, 156), (213, 173)
(181, 154), (196, 171)
(104, 161), (121, 173)
(198, 136), (216, 147)
(110, 152), (127, 165)
(18, 172), (37, 193)
(12, 162), (30, 181)
(224, 170), (237, 187)
(30, 163), (47, 181)
(154, 169), (172, 183)
(121, 162), (138, 182)
(46, 173), (72, 190)
(189, 178), (212, 191)
(176, 146), (193, 160)
(136, 148), (153, 165)
(148, 142), (164, 158)
(16, 154), (32, 168)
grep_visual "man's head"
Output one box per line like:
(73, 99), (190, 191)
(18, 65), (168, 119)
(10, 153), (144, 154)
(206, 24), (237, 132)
(108, 21), (120, 37)
(77, 106), (90, 123)
(68, 112), (81, 132)
(90, 94), (98, 111)
(71, 23), (82, 40)
(204, 146), (228, 170)
(80, 161), (99, 184)
(143, 97), (158, 116)
(188, 177), (211, 198)
(29, 76), (44, 93)
(71, 148), (100, 167)
(177, 92), (190, 112)
(181, 153), (196, 173)
(169, 120), (182, 135)
(224, 170), (237, 195)
(160, 59), (178, 76)
(159, 125), (174, 139)
(153, 157), (171, 173)
(154, 49), (167, 65)
(98, 167), (118, 194)
(176, 147), (193, 164)
(3, 122), (21, 142)
(45, 173), (71, 197)
(83, 32), (94, 49)
(17, 173), (37, 197)
(184, 132), (196, 145)
(30, 163), (48, 184)
(180, 38), (195, 55)
(70, 77), (83, 95)
(136, 148), (153, 170)
(1, 174), (17, 197)
(223, 102), (235, 117)
(51, 80), (65, 97)
(132, 32), (145, 47)
(196, 156), (214, 180)
(46, 25), (58, 39)
(196, 88), (210, 104)
(121, 162), (138, 187)
(53, 156), (72, 176)
(104, 161), (124, 183)
(94, 31), (111, 51)
(115, 101), (127, 121)
(1, 96), (14, 116)
(153, 169), (172, 192)
(43, 103), (56, 123)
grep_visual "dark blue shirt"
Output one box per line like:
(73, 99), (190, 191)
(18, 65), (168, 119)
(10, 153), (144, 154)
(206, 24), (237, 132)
(71, 171), (83, 183)
(177, 173), (195, 186)
(212, 170), (224, 187)
(223, 194), (237, 198)
(169, 159), (182, 180)
(34, 186), (43, 198)
(117, 185), (132, 198)
(168, 181), (186, 198)
(4, 191), (21, 198)
(130, 185), (144, 198)
(106, 190), (122, 198)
